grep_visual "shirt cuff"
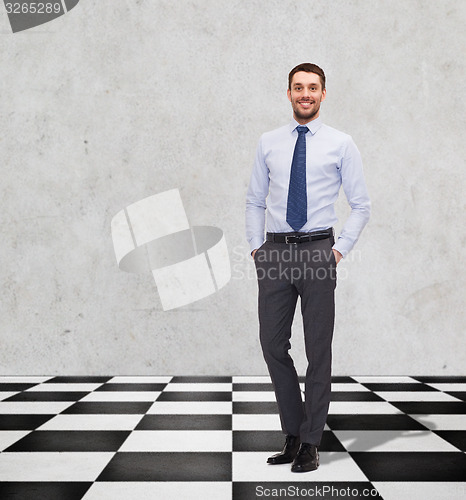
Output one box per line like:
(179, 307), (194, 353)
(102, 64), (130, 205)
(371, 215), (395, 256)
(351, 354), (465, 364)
(332, 241), (348, 259)
(249, 237), (265, 254)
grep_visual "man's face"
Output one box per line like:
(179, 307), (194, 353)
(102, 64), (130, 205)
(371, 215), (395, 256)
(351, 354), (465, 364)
(287, 71), (326, 124)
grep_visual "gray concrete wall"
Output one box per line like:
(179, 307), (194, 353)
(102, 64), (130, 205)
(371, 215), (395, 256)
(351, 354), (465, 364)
(1, 0), (465, 375)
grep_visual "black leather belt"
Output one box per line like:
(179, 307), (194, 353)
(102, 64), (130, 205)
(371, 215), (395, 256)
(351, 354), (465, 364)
(266, 229), (333, 244)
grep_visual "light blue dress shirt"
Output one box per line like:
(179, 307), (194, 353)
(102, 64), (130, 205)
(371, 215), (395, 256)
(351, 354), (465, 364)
(246, 117), (371, 258)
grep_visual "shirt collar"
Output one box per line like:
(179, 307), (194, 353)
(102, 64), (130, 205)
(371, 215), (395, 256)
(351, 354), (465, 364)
(289, 116), (323, 135)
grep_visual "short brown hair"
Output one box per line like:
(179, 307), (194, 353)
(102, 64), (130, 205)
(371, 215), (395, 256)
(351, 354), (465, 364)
(288, 63), (326, 90)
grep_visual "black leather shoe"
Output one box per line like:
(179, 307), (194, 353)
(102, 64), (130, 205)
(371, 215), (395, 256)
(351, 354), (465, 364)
(267, 435), (300, 464)
(291, 443), (319, 472)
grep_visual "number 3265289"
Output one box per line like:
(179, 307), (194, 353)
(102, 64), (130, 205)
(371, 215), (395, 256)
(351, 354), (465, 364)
(5, 3), (62, 14)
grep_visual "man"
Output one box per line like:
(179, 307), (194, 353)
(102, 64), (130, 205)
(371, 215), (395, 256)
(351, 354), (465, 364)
(245, 63), (370, 473)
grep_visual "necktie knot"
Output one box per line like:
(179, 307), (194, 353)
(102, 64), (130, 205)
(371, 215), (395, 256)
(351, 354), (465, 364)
(296, 125), (309, 135)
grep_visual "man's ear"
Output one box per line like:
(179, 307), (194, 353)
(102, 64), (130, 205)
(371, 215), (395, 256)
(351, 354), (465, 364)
(321, 88), (327, 102)
(287, 88), (292, 102)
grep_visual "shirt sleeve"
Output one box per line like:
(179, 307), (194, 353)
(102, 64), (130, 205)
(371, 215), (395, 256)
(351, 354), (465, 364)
(332, 136), (371, 258)
(245, 136), (269, 253)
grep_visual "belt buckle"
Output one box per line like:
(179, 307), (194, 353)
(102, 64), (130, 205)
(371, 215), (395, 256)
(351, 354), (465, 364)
(285, 235), (298, 244)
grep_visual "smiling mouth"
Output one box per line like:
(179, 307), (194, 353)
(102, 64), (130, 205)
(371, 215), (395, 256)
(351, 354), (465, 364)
(299, 101), (314, 108)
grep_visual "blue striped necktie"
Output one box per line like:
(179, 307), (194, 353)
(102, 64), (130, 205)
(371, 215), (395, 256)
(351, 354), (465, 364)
(286, 125), (309, 231)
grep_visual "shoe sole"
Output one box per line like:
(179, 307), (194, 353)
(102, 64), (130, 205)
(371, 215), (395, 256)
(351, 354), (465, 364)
(267, 458), (294, 464)
(291, 464), (319, 473)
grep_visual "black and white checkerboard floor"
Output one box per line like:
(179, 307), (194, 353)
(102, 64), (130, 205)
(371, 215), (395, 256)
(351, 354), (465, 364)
(0, 376), (465, 500)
